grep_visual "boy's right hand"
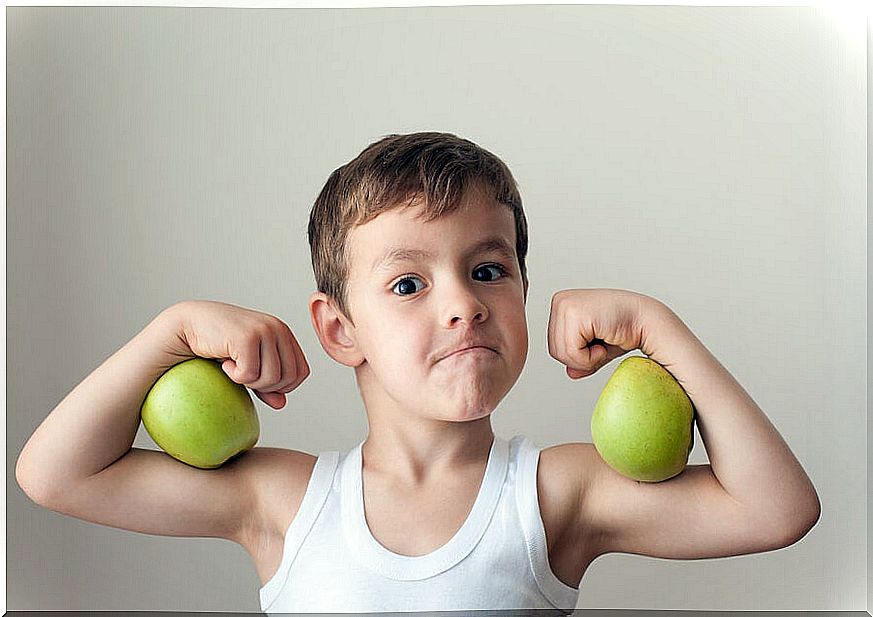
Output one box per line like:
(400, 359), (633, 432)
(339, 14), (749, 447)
(168, 300), (310, 410)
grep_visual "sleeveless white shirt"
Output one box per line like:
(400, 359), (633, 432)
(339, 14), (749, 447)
(259, 434), (580, 614)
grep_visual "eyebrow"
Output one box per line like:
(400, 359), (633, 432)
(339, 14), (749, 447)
(372, 236), (517, 273)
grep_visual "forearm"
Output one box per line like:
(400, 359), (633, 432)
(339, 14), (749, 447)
(16, 303), (194, 500)
(643, 299), (820, 531)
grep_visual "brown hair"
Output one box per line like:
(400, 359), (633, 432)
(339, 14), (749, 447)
(307, 132), (529, 322)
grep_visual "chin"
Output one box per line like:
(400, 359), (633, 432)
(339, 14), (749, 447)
(438, 402), (497, 423)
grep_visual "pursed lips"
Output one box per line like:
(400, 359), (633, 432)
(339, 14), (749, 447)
(441, 345), (496, 361)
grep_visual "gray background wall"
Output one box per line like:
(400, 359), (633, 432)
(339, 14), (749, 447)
(6, 5), (867, 612)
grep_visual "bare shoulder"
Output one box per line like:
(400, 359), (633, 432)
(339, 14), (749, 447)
(235, 447), (318, 550)
(536, 442), (607, 560)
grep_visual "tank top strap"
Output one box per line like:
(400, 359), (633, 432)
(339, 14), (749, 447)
(514, 436), (580, 610)
(259, 450), (340, 610)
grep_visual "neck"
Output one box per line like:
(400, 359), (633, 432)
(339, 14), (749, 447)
(361, 416), (495, 486)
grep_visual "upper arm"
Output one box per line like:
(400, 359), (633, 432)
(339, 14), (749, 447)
(25, 446), (311, 548)
(552, 443), (812, 561)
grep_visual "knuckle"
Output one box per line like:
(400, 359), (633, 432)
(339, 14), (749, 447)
(273, 316), (293, 334)
(264, 314), (289, 336)
(253, 322), (273, 340)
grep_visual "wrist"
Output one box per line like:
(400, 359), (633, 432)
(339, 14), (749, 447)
(145, 302), (195, 366)
(638, 295), (686, 360)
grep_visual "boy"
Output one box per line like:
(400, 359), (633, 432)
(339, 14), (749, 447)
(16, 132), (820, 614)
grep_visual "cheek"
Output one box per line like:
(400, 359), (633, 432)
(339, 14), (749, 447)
(507, 310), (530, 368)
(508, 305), (528, 342)
(362, 319), (431, 370)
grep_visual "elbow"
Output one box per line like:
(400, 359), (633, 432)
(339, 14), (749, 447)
(801, 493), (822, 537)
(777, 518), (817, 549)
(776, 494), (821, 549)
(15, 456), (39, 503)
(15, 452), (56, 507)
(799, 485), (822, 535)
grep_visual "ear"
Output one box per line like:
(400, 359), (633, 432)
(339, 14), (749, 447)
(308, 291), (365, 368)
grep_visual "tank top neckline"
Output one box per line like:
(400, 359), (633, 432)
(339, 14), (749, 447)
(341, 433), (511, 580)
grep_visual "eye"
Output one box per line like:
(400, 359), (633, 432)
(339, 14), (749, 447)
(473, 264), (508, 282)
(391, 275), (425, 296)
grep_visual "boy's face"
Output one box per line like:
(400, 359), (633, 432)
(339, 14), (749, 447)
(340, 186), (529, 424)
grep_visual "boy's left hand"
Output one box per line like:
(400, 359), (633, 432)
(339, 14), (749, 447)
(547, 288), (661, 379)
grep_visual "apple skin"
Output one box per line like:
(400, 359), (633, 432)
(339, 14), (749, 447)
(141, 358), (259, 469)
(591, 356), (695, 483)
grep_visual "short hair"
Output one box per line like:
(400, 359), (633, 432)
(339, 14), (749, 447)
(307, 132), (529, 322)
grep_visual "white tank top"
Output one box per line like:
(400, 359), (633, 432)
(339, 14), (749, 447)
(259, 434), (580, 614)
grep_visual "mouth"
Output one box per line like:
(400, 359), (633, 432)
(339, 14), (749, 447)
(442, 346), (496, 361)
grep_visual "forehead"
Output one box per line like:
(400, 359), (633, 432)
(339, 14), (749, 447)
(347, 196), (517, 273)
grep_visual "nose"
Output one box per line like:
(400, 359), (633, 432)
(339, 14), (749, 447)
(444, 279), (489, 327)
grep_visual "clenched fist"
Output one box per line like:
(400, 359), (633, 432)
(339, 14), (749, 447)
(547, 288), (662, 379)
(165, 300), (310, 409)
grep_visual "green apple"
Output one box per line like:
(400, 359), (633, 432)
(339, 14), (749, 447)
(141, 358), (259, 469)
(591, 356), (695, 482)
